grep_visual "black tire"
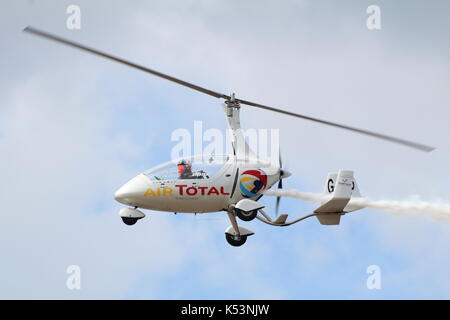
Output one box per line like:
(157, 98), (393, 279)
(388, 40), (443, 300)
(235, 209), (257, 222)
(225, 233), (247, 247)
(122, 217), (138, 226)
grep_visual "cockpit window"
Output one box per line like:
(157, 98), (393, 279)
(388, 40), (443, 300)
(143, 155), (230, 181)
(176, 159), (209, 179)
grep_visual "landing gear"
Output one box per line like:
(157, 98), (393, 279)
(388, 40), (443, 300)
(235, 209), (257, 222)
(225, 209), (254, 247)
(121, 217), (138, 226)
(119, 207), (145, 226)
(225, 233), (247, 247)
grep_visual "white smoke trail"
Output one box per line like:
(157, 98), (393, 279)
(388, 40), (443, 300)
(265, 189), (450, 223)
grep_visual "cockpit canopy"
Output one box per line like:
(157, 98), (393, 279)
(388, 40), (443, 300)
(143, 155), (231, 181)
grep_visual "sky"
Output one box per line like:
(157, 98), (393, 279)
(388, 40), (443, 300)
(1, 0), (450, 299)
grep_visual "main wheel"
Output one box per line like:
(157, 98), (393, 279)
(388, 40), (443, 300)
(235, 209), (257, 222)
(122, 217), (138, 226)
(225, 233), (247, 247)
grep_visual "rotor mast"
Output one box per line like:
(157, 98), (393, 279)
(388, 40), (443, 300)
(224, 93), (257, 161)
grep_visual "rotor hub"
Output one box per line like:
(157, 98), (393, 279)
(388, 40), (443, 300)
(224, 93), (240, 117)
(225, 93), (240, 109)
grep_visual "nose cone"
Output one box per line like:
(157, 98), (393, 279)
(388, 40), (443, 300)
(280, 169), (292, 179)
(114, 174), (149, 206)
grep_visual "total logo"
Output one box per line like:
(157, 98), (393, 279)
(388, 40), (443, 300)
(239, 169), (267, 198)
(144, 185), (230, 197)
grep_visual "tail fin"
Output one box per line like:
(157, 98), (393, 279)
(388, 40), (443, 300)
(352, 179), (362, 198)
(323, 171), (361, 198)
(323, 172), (338, 195)
(315, 170), (360, 225)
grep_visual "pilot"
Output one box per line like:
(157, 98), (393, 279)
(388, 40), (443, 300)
(177, 159), (194, 179)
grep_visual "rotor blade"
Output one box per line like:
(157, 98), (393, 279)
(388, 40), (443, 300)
(237, 98), (435, 152)
(24, 26), (434, 152)
(23, 26), (229, 100)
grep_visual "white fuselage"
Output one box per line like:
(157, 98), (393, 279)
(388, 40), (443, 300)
(114, 156), (281, 213)
(115, 102), (286, 213)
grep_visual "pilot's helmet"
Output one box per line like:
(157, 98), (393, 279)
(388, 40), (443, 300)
(177, 159), (192, 174)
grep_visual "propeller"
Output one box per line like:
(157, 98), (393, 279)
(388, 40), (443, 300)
(275, 151), (283, 215)
(23, 26), (435, 152)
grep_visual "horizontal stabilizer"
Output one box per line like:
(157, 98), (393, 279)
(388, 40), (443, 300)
(316, 213), (342, 225)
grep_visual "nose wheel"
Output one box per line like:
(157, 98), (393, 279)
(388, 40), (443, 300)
(121, 217), (139, 225)
(119, 207), (145, 226)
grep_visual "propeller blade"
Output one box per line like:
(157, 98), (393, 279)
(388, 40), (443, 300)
(275, 150), (283, 214)
(23, 26), (229, 100)
(278, 148), (283, 169)
(275, 195), (281, 215)
(237, 98), (435, 152)
(275, 179), (283, 216)
(23, 26), (435, 152)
